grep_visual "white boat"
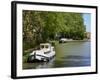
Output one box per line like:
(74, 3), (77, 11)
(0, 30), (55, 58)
(27, 43), (56, 62)
(59, 38), (73, 43)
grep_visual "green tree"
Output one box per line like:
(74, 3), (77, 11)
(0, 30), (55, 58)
(23, 10), (86, 51)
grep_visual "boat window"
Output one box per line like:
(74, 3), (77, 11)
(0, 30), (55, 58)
(44, 51), (50, 54)
(41, 45), (44, 48)
(45, 45), (49, 48)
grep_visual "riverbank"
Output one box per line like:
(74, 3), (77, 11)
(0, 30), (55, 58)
(63, 39), (90, 42)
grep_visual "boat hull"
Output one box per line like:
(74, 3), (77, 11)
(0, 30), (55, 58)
(27, 53), (55, 62)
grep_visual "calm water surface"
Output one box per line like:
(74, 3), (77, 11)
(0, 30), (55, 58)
(23, 41), (91, 69)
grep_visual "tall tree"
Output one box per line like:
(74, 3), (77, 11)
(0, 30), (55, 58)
(23, 11), (86, 50)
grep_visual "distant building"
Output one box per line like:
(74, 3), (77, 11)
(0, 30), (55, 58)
(85, 32), (91, 39)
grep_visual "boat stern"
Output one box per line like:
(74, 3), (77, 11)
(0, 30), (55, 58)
(27, 50), (49, 62)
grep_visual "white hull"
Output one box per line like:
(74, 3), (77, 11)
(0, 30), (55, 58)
(28, 51), (55, 62)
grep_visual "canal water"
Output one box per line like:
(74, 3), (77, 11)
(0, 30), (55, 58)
(23, 41), (91, 69)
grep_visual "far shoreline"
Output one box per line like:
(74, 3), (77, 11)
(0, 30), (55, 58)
(64, 39), (90, 42)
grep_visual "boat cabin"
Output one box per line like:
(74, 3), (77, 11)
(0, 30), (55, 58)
(40, 43), (51, 53)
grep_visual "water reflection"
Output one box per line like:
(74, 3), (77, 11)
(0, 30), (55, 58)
(54, 55), (90, 67)
(23, 58), (55, 69)
(36, 58), (55, 69)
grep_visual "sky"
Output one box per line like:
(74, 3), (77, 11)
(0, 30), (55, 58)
(82, 13), (91, 32)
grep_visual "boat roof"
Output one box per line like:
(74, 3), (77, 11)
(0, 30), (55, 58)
(40, 43), (51, 46)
